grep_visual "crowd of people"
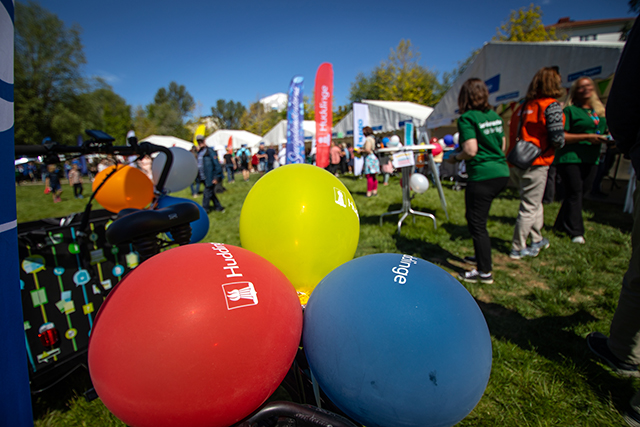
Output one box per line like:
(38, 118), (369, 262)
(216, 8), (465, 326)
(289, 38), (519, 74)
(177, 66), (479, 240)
(445, 18), (639, 424)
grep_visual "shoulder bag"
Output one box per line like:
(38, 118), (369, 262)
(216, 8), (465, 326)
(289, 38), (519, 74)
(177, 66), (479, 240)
(506, 102), (543, 170)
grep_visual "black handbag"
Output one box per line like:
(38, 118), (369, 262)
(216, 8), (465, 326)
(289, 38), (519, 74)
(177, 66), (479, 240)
(506, 102), (542, 170)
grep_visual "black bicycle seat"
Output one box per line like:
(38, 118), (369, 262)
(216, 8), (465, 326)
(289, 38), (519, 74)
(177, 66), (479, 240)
(105, 203), (200, 245)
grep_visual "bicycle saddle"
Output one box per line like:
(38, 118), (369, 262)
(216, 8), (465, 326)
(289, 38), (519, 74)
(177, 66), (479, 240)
(105, 203), (200, 246)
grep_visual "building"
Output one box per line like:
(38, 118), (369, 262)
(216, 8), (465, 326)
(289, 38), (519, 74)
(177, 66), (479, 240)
(546, 17), (635, 42)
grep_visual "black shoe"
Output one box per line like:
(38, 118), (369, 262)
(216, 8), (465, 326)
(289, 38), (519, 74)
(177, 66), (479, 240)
(463, 256), (477, 265)
(458, 269), (493, 284)
(587, 332), (640, 377)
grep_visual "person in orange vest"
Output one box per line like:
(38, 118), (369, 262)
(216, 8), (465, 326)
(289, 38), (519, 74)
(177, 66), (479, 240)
(507, 66), (565, 259)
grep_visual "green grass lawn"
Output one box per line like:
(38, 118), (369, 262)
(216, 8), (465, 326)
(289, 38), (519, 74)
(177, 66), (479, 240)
(17, 171), (638, 426)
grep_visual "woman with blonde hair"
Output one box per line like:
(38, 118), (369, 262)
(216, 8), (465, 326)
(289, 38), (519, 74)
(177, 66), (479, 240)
(507, 67), (565, 259)
(553, 76), (610, 244)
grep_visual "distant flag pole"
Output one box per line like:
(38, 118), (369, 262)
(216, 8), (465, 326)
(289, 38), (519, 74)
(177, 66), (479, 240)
(286, 76), (305, 164)
(194, 124), (206, 147)
(314, 63), (333, 169)
(0, 2), (34, 425)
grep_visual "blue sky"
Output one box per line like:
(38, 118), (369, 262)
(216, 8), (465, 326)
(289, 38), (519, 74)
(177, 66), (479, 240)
(32, 0), (633, 116)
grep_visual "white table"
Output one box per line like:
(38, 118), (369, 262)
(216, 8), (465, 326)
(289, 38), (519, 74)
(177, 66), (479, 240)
(376, 145), (449, 234)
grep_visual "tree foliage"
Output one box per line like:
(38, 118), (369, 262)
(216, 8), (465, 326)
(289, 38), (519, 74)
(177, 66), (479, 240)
(153, 81), (195, 118)
(133, 82), (193, 140)
(241, 101), (284, 136)
(349, 40), (443, 106)
(494, 4), (559, 42)
(211, 99), (247, 130)
(14, 1), (87, 144)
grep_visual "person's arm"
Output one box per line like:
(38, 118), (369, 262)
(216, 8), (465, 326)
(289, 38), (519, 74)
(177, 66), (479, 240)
(563, 132), (607, 145)
(545, 102), (565, 149)
(607, 18), (640, 174)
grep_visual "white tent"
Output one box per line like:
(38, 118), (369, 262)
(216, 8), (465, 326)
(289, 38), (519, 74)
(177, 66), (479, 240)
(140, 135), (194, 151)
(262, 120), (317, 146)
(333, 100), (434, 137)
(204, 130), (263, 154)
(427, 41), (625, 129)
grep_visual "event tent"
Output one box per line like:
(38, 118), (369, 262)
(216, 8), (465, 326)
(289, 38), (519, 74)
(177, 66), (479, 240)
(140, 135), (194, 151)
(426, 41), (625, 129)
(204, 130), (262, 153)
(333, 100), (434, 137)
(262, 120), (317, 146)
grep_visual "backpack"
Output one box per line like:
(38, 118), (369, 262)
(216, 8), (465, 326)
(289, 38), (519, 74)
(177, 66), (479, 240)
(240, 149), (248, 163)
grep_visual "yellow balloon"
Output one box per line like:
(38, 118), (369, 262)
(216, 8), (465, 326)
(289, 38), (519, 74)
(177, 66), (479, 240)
(240, 164), (359, 303)
(92, 165), (154, 213)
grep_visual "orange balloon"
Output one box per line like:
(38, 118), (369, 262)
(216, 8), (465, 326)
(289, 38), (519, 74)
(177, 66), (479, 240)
(92, 165), (154, 213)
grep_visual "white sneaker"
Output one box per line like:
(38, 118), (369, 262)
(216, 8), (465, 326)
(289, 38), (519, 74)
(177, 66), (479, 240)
(571, 236), (586, 244)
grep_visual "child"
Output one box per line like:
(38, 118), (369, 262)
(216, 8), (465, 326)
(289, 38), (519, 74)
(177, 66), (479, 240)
(68, 162), (83, 199)
(44, 164), (63, 203)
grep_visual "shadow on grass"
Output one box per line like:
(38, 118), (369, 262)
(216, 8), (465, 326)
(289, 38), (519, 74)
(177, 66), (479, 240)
(477, 300), (637, 413)
(584, 199), (634, 234)
(392, 233), (467, 272)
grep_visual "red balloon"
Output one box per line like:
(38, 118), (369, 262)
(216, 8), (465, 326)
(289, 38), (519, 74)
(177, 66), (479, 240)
(431, 143), (443, 156)
(88, 243), (303, 427)
(429, 137), (438, 145)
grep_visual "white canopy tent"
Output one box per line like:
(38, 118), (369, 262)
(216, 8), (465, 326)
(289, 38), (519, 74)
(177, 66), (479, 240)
(262, 120), (317, 146)
(333, 100), (434, 138)
(427, 41), (625, 129)
(140, 135), (194, 151)
(204, 130), (263, 154)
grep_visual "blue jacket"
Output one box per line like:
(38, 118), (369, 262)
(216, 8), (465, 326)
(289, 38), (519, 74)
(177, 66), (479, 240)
(201, 147), (223, 186)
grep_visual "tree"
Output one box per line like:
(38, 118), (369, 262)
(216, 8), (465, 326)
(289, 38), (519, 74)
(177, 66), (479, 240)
(494, 4), (559, 42)
(349, 40), (442, 106)
(211, 99), (246, 130)
(14, 1), (86, 144)
(154, 81), (195, 119)
(241, 101), (284, 136)
(133, 83), (193, 140)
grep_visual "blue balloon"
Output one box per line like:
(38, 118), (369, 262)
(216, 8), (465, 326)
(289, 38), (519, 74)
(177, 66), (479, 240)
(443, 134), (455, 146)
(155, 196), (209, 244)
(303, 254), (492, 427)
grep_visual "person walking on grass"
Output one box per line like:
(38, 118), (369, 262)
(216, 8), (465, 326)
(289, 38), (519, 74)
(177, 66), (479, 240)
(44, 163), (63, 203)
(68, 162), (84, 199)
(447, 78), (509, 285)
(507, 66), (565, 260)
(586, 18), (640, 427)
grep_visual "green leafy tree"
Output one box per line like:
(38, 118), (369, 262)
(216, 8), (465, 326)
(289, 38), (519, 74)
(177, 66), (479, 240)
(494, 4), (559, 41)
(211, 99), (246, 130)
(14, 1), (86, 144)
(241, 101), (283, 136)
(154, 81), (195, 118)
(333, 105), (350, 126)
(134, 83), (193, 140)
(349, 40), (442, 106)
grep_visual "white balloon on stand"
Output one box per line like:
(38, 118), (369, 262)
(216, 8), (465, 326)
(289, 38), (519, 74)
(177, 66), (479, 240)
(410, 173), (430, 194)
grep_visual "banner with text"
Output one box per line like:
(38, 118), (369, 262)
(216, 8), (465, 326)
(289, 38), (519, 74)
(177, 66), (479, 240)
(352, 103), (370, 149)
(286, 76), (305, 164)
(314, 63), (333, 168)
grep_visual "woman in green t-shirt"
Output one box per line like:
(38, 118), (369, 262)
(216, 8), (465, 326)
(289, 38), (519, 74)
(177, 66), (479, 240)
(448, 78), (510, 285)
(553, 77), (610, 244)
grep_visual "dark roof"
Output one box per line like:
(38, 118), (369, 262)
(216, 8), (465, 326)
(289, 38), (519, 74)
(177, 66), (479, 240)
(546, 17), (635, 30)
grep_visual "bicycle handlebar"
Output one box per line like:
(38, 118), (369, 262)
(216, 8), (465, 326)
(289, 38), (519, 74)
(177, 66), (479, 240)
(15, 139), (174, 194)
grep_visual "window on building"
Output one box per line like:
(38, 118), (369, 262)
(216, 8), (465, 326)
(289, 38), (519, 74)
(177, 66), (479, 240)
(579, 34), (598, 41)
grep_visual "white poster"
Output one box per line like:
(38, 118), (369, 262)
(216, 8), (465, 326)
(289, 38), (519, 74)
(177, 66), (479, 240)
(352, 103), (370, 149)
